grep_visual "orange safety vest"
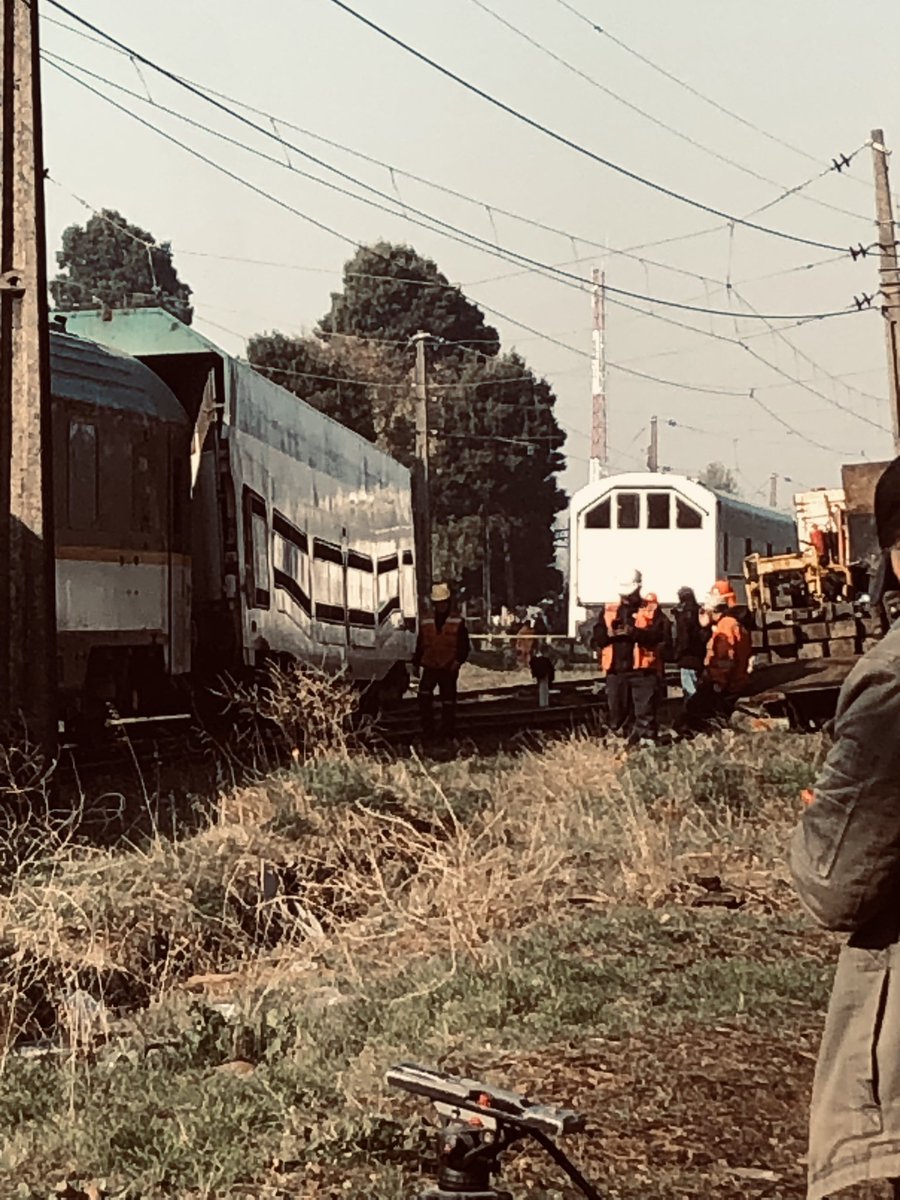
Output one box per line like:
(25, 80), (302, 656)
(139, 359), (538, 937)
(420, 615), (464, 671)
(705, 613), (751, 693)
(599, 599), (663, 675)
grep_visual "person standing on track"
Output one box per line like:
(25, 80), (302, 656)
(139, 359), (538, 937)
(790, 456), (900, 1200)
(591, 571), (668, 744)
(413, 582), (470, 740)
(684, 582), (751, 730)
(672, 585), (707, 699)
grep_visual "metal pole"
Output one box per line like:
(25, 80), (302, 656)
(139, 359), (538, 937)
(769, 473), (778, 508)
(589, 267), (608, 482)
(412, 330), (431, 606)
(871, 129), (900, 454)
(646, 415), (658, 472)
(0, 0), (57, 753)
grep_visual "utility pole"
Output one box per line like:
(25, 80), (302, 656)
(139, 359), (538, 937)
(871, 129), (900, 454)
(646, 415), (659, 472)
(411, 330), (431, 606)
(0, 0), (57, 753)
(589, 267), (608, 482)
(769, 473), (778, 509)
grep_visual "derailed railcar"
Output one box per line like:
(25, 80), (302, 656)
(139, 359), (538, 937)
(62, 308), (417, 697)
(50, 332), (191, 722)
(567, 471), (796, 637)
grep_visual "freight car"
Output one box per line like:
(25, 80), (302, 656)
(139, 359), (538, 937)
(56, 308), (418, 726)
(567, 471), (796, 637)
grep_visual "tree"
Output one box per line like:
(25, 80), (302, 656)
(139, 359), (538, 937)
(698, 461), (739, 495)
(51, 209), (193, 324)
(318, 242), (499, 354)
(247, 331), (376, 442)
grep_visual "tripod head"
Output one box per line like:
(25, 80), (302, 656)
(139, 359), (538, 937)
(386, 1063), (601, 1200)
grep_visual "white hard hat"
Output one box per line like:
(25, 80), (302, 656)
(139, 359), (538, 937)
(617, 570), (642, 595)
(430, 582), (451, 602)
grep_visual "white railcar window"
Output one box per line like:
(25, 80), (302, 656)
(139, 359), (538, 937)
(584, 498), (611, 529)
(312, 540), (345, 625)
(242, 488), (270, 609)
(272, 512), (310, 618)
(400, 549), (416, 620)
(68, 420), (98, 530)
(647, 493), (670, 529)
(676, 499), (703, 529)
(377, 553), (401, 623)
(347, 551), (375, 620)
(616, 492), (640, 529)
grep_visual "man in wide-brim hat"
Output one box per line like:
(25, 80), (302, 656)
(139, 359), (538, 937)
(791, 456), (900, 1199)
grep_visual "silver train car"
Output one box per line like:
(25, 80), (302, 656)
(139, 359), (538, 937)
(60, 308), (417, 716)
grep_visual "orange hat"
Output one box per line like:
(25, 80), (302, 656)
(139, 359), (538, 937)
(644, 591), (658, 604)
(711, 579), (737, 607)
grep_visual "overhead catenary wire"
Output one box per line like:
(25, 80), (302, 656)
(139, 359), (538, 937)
(468, 0), (871, 225)
(48, 0), (859, 257)
(43, 49), (863, 325)
(318, 0), (858, 255)
(551, 0), (872, 187)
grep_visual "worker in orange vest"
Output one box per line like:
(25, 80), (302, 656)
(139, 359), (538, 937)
(413, 582), (470, 739)
(685, 581), (751, 730)
(591, 571), (669, 744)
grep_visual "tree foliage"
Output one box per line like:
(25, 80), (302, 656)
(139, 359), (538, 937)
(249, 242), (567, 609)
(697, 461), (739, 495)
(50, 209), (193, 324)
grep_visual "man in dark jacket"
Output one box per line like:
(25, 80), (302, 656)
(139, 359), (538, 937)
(672, 586), (707, 698)
(790, 456), (900, 1200)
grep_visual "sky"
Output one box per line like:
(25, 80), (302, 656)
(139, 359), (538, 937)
(37, 0), (900, 508)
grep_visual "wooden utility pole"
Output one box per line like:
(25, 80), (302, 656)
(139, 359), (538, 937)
(0, 0), (57, 752)
(411, 330), (431, 606)
(646, 415), (659, 472)
(871, 129), (900, 454)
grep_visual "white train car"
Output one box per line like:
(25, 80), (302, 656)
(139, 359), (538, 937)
(63, 308), (417, 694)
(567, 472), (796, 637)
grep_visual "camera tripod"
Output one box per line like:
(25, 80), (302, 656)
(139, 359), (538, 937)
(387, 1063), (603, 1200)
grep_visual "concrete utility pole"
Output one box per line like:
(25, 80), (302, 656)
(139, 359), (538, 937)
(588, 267), (608, 482)
(411, 330), (431, 605)
(769, 473), (778, 509)
(646, 415), (659, 472)
(0, 0), (57, 752)
(871, 129), (900, 454)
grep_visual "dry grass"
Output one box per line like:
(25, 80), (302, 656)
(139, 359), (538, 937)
(0, 728), (833, 1197)
(0, 731), (820, 1055)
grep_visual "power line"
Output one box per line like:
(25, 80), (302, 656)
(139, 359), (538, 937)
(46, 0), (858, 257)
(320, 0), (856, 254)
(45, 52), (863, 325)
(469, 0), (871, 225)
(551, 0), (871, 189)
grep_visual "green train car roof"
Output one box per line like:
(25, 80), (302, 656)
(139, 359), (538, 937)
(50, 330), (188, 425)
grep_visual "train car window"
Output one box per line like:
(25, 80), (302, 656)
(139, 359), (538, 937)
(647, 493), (670, 529)
(242, 488), (271, 609)
(766, 542), (773, 556)
(347, 551), (375, 626)
(723, 534), (730, 571)
(312, 539), (345, 625)
(744, 537), (753, 557)
(68, 420), (98, 530)
(675, 498), (702, 529)
(584, 498), (610, 529)
(377, 553), (400, 623)
(616, 492), (640, 529)
(272, 511), (310, 618)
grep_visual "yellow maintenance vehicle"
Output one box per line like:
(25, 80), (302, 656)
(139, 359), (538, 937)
(743, 475), (886, 663)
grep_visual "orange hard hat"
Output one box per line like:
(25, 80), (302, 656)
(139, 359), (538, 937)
(644, 591), (658, 604)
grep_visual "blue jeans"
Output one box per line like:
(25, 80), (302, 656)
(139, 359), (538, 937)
(680, 667), (699, 697)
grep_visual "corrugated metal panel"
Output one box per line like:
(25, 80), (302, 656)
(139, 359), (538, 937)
(49, 331), (188, 425)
